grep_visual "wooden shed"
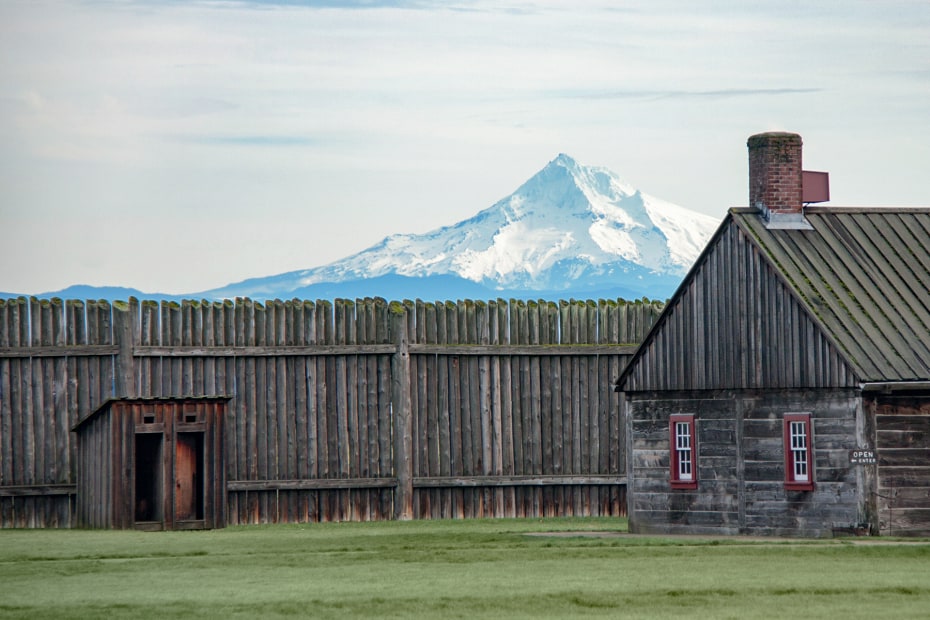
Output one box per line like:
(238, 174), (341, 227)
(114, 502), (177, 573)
(72, 397), (228, 530)
(616, 132), (930, 537)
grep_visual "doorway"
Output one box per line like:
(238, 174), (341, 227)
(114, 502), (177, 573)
(175, 432), (205, 522)
(135, 434), (164, 524)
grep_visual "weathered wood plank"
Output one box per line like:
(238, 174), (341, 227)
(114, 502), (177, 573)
(346, 300), (363, 520)
(51, 300), (68, 525)
(0, 484), (77, 496)
(229, 478), (398, 491)
(412, 301), (428, 516)
(391, 302), (413, 520)
(0, 302), (14, 495)
(413, 475), (627, 488)
(251, 303), (269, 521)
(375, 299), (393, 520)
(3, 342), (643, 359)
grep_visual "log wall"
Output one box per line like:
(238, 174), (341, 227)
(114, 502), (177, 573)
(0, 296), (661, 527)
(872, 394), (930, 536)
(626, 388), (862, 538)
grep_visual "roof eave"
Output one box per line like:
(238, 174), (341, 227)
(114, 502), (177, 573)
(860, 381), (930, 393)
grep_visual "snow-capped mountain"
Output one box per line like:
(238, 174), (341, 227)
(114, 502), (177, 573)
(203, 154), (720, 301)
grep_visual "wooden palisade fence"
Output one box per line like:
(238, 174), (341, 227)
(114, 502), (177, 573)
(0, 296), (663, 528)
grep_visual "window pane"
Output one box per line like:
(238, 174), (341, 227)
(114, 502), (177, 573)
(676, 422), (692, 480)
(789, 420), (808, 482)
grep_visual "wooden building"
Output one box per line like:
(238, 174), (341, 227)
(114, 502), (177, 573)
(616, 132), (930, 537)
(72, 397), (228, 530)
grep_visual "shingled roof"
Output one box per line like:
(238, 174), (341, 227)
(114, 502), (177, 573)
(733, 206), (930, 383)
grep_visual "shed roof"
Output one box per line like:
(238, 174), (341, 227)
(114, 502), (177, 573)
(733, 207), (930, 382)
(72, 395), (231, 432)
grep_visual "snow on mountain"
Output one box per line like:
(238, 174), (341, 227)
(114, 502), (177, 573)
(204, 154), (721, 301)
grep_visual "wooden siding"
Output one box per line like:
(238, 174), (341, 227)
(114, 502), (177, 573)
(622, 220), (858, 393)
(1, 296), (659, 527)
(873, 394), (930, 536)
(407, 299), (630, 519)
(627, 389), (862, 537)
(74, 403), (113, 528)
(0, 298), (113, 528)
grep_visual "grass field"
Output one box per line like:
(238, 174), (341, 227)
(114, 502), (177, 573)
(2, 517), (930, 619)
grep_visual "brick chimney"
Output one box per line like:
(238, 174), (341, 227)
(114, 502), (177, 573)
(748, 132), (811, 229)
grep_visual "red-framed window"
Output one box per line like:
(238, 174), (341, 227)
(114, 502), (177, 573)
(669, 414), (697, 489)
(783, 413), (814, 491)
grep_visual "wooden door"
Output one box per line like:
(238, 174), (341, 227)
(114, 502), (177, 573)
(175, 432), (204, 521)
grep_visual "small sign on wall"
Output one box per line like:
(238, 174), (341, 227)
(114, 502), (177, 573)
(849, 449), (877, 464)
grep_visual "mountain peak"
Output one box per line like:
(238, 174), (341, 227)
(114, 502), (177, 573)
(203, 156), (722, 301)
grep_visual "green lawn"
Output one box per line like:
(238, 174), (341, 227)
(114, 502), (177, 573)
(2, 518), (929, 619)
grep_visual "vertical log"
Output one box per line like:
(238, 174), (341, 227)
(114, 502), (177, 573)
(316, 300), (331, 488)
(276, 300), (293, 521)
(447, 301), (464, 518)
(8, 300), (26, 525)
(293, 303), (309, 521)
(244, 300), (259, 523)
(461, 300), (476, 516)
(203, 302), (217, 395)
(322, 300), (339, 521)
(537, 300), (554, 515)
(508, 300), (523, 475)
(425, 301), (441, 518)
(494, 300), (512, 516)
(180, 301), (194, 395)
(283, 302), (297, 522)
(31, 299), (47, 524)
(113, 301), (135, 398)
(558, 301), (572, 512)
(365, 300), (380, 519)
(139, 301), (157, 397)
(391, 302), (413, 520)
(21, 301), (36, 519)
(254, 302), (270, 522)
(49, 299), (67, 525)
(304, 300), (320, 521)
(475, 301), (492, 515)
(375, 298), (393, 519)
(355, 299), (369, 519)
(488, 300), (504, 516)
(0, 302), (13, 513)
(435, 301), (452, 518)
(68, 301), (85, 491)
(161, 302), (179, 395)
(345, 300), (361, 519)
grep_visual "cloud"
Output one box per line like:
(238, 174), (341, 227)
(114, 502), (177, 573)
(544, 88), (823, 102)
(181, 135), (320, 147)
(185, 0), (431, 8)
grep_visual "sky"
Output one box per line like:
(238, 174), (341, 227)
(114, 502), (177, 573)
(1, 0), (928, 295)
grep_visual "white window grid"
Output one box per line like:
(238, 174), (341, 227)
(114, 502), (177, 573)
(789, 420), (808, 482)
(675, 421), (693, 480)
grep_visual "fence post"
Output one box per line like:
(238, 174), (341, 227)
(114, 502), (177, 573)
(113, 299), (136, 398)
(391, 302), (413, 520)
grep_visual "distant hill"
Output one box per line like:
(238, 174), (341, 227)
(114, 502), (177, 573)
(0, 285), (185, 304)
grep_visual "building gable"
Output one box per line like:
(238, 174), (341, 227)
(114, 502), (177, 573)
(619, 215), (858, 392)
